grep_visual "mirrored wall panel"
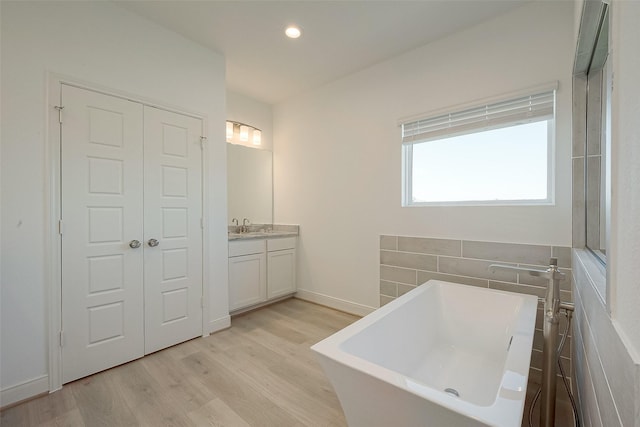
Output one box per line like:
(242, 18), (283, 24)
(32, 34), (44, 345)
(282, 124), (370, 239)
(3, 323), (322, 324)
(227, 144), (273, 225)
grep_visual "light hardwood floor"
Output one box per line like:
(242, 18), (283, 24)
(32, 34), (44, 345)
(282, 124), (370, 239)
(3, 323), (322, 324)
(1, 298), (576, 427)
(1, 298), (358, 427)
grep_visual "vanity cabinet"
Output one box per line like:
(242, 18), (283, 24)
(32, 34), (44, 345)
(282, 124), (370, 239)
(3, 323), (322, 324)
(228, 236), (296, 312)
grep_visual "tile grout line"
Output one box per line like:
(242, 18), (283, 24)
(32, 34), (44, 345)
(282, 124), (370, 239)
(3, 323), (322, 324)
(384, 236), (572, 269)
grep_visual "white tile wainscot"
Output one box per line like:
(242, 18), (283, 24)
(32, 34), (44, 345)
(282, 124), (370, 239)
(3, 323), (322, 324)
(229, 236), (297, 313)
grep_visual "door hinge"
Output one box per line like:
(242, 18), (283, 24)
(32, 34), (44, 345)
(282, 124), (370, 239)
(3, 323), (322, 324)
(59, 330), (64, 347)
(200, 136), (207, 150)
(611, 71), (615, 93)
(58, 219), (63, 235)
(200, 218), (204, 229)
(54, 105), (64, 124)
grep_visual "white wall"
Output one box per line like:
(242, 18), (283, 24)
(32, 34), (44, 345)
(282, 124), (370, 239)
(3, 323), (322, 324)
(566, 2), (640, 425)
(0, 0), (228, 404)
(609, 0), (640, 359)
(274, 1), (575, 310)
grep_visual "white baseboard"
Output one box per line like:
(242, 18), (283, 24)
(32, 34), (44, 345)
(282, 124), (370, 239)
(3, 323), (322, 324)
(295, 289), (376, 317)
(208, 315), (231, 334)
(1, 374), (49, 409)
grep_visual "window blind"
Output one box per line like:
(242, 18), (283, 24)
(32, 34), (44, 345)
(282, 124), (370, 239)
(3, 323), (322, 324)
(401, 90), (555, 144)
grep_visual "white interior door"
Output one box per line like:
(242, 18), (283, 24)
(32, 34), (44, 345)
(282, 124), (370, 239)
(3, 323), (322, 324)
(61, 85), (145, 383)
(61, 85), (204, 381)
(143, 106), (203, 354)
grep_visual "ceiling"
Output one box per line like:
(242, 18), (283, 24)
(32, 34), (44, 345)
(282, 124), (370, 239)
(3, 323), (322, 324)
(115, 1), (530, 105)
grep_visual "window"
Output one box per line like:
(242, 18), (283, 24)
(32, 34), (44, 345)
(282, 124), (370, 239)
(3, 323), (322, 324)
(401, 88), (556, 206)
(583, 6), (610, 266)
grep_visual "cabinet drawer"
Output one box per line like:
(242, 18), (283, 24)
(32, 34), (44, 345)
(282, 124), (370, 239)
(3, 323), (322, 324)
(229, 239), (266, 257)
(267, 237), (297, 252)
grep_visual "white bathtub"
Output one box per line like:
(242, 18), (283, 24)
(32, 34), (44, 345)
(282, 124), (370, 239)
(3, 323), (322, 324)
(311, 280), (537, 427)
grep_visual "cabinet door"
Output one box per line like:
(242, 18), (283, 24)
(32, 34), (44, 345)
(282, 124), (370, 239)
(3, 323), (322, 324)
(229, 253), (267, 311)
(267, 249), (296, 299)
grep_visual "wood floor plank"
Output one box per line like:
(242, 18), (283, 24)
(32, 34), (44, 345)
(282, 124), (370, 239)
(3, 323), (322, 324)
(269, 299), (358, 332)
(1, 293), (578, 427)
(186, 398), (252, 427)
(138, 351), (216, 414)
(69, 372), (139, 427)
(0, 401), (29, 426)
(181, 351), (303, 427)
(203, 331), (346, 426)
(0, 298), (358, 427)
(25, 387), (77, 426)
(231, 312), (339, 369)
(107, 360), (192, 427)
(223, 322), (343, 406)
(37, 408), (84, 427)
(251, 308), (350, 345)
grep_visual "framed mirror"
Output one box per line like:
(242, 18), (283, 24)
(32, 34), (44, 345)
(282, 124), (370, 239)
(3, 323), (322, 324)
(227, 144), (273, 225)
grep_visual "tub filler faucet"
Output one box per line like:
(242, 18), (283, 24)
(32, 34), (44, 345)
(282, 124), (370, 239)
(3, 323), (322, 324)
(489, 258), (572, 427)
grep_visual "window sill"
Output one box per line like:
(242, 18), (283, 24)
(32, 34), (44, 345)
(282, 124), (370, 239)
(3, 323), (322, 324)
(403, 199), (555, 208)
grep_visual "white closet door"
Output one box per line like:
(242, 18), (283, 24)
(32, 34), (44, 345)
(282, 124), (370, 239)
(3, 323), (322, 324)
(61, 85), (144, 383)
(143, 106), (203, 354)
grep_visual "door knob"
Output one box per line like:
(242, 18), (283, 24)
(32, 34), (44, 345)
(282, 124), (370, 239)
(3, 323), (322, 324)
(148, 238), (160, 247)
(129, 240), (141, 249)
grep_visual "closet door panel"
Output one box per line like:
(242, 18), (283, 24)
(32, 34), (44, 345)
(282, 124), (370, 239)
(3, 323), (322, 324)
(61, 85), (144, 383)
(143, 106), (203, 354)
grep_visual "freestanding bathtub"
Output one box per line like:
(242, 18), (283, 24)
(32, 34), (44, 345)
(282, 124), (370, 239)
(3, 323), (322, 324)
(311, 280), (537, 427)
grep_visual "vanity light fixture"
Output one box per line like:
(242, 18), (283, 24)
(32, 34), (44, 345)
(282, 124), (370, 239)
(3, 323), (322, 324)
(226, 121), (262, 146)
(285, 25), (301, 39)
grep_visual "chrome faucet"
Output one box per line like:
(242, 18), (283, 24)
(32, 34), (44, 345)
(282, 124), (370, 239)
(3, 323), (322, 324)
(489, 258), (570, 427)
(242, 218), (250, 233)
(231, 218), (240, 233)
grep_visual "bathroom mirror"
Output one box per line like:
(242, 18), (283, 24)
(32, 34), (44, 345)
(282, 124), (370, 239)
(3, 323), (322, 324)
(227, 144), (273, 225)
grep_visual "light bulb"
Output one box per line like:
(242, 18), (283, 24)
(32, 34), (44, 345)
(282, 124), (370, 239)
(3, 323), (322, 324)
(252, 129), (262, 146)
(285, 26), (301, 39)
(239, 125), (249, 142)
(226, 121), (234, 142)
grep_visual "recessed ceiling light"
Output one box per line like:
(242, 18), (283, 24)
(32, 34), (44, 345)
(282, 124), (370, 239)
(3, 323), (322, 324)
(285, 25), (301, 39)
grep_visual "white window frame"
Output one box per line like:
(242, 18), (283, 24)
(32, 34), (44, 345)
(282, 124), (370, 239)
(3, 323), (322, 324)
(400, 84), (557, 207)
